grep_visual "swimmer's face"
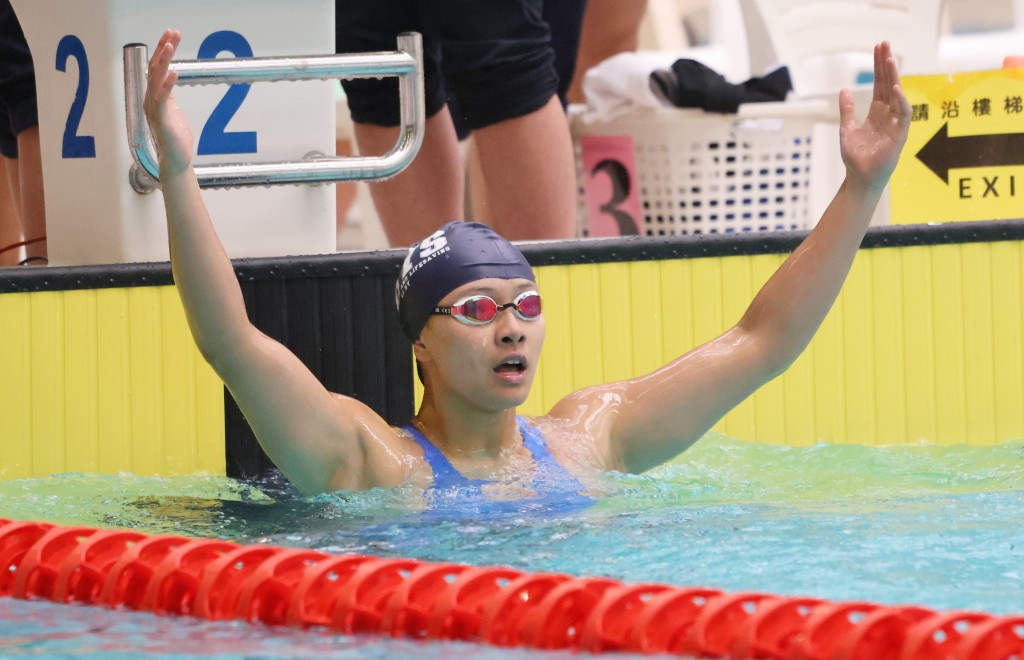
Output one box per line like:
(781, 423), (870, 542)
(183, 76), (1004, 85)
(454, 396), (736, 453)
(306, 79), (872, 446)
(415, 277), (545, 411)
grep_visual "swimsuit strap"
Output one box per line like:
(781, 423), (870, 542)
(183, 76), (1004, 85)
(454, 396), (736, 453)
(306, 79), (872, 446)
(401, 424), (485, 489)
(516, 416), (585, 488)
(517, 417), (558, 467)
(403, 418), (581, 490)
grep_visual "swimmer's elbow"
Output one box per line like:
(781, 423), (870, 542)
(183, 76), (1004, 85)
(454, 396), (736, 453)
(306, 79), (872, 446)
(738, 321), (807, 383)
(193, 323), (262, 376)
(761, 354), (792, 382)
(193, 337), (236, 378)
(194, 340), (219, 368)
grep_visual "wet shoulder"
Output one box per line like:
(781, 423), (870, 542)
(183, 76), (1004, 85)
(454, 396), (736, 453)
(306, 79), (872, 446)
(536, 382), (630, 471)
(522, 414), (609, 473)
(322, 393), (428, 489)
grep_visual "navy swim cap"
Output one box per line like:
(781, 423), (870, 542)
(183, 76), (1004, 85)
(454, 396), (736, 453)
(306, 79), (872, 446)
(395, 222), (535, 340)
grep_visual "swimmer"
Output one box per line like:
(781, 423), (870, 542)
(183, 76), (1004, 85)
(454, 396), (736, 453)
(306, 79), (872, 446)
(144, 30), (910, 496)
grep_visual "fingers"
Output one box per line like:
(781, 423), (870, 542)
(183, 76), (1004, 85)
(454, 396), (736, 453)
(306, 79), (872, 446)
(872, 43), (885, 105)
(891, 83), (912, 131)
(868, 41), (909, 128)
(147, 30), (181, 103)
(154, 28), (175, 57)
(874, 41), (899, 107)
(160, 67), (179, 102)
(880, 42), (894, 88)
(149, 29), (179, 75)
(878, 42), (910, 129)
(158, 38), (180, 97)
(838, 87), (855, 128)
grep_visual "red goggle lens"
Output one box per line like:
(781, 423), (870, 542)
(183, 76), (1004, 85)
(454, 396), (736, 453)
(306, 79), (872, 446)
(461, 296), (499, 322)
(514, 293), (542, 318)
(439, 292), (543, 324)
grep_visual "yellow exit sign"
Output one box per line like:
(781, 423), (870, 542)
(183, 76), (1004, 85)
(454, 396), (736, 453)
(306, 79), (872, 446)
(891, 68), (1024, 224)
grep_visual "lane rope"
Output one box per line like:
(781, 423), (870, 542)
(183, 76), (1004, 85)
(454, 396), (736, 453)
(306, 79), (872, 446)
(1, 520), (1021, 658)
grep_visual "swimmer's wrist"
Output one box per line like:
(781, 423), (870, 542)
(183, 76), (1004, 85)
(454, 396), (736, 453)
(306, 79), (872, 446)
(158, 162), (196, 185)
(842, 171), (891, 196)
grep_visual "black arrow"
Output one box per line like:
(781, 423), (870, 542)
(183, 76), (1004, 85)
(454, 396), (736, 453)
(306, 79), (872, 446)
(916, 123), (1024, 184)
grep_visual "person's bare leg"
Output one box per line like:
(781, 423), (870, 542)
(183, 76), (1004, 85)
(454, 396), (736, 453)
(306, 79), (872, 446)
(334, 136), (358, 244)
(0, 156), (22, 266)
(472, 95), (576, 241)
(352, 107), (464, 247)
(16, 126), (46, 263)
(464, 137), (491, 225)
(568, 0), (648, 104)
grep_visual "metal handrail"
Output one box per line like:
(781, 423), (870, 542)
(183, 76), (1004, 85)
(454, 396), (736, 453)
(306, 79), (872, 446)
(123, 32), (424, 193)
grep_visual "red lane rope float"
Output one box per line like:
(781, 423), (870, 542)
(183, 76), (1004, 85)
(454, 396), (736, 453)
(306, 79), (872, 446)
(630, 586), (725, 653)
(379, 561), (467, 637)
(832, 605), (936, 660)
(332, 558), (424, 634)
(236, 548), (331, 625)
(581, 582), (674, 652)
(194, 545), (280, 619)
(731, 596), (825, 659)
(0, 521), (53, 597)
(54, 529), (148, 604)
(426, 566), (523, 640)
(2, 520), (1023, 659)
(517, 576), (620, 649)
(12, 526), (97, 600)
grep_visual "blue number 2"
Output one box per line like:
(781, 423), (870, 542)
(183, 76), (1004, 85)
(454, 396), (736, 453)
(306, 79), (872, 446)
(55, 35), (96, 159)
(197, 31), (257, 156)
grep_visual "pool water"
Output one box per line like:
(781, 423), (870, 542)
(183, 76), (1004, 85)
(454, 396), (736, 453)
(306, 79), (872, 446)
(1, 433), (1023, 657)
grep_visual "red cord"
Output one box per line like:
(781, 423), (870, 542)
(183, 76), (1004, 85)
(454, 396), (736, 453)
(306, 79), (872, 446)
(0, 235), (47, 256)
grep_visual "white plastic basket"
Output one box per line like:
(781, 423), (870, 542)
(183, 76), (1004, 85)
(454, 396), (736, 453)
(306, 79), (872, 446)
(571, 104), (827, 237)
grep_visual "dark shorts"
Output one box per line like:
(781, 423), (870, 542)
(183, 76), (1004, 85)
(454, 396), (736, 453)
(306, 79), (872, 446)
(447, 0), (587, 139)
(336, 0), (560, 131)
(544, 0), (588, 105)
(0, 0), (37, 159)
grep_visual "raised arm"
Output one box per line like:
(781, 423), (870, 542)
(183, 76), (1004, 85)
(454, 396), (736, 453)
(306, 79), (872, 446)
(554, 42), (912, 473)
(144, 30), (409, 494)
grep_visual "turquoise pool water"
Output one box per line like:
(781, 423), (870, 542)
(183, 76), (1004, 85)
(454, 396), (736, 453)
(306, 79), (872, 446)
(1, 434), (1023, 657)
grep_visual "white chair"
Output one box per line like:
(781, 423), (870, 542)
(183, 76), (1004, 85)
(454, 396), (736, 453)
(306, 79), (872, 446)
(638, 0), (751, 81)
(938, 0), (1024, 73)
(734, 0), (945, 227)
(739, 0), (944, 97)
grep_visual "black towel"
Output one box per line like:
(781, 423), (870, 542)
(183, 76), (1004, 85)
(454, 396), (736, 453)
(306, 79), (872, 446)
(650, 60), (792, 114)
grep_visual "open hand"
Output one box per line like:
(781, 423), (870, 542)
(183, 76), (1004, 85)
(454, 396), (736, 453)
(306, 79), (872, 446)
(838, 42), (912, 191)
(143, 29), (194, 176)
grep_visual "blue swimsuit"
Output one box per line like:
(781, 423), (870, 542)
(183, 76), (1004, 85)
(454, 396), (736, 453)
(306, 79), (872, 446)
(402, 416), (593, 516)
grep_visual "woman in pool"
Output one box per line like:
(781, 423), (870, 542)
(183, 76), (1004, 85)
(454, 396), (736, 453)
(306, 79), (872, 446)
(145, 30), (910, 497)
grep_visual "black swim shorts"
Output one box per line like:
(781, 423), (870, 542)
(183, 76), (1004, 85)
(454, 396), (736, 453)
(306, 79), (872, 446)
(336, 0), (559, 131)
(0, 0), (37, 159)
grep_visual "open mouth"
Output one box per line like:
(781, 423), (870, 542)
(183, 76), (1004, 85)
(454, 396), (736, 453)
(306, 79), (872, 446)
(494, 356), (528, 374)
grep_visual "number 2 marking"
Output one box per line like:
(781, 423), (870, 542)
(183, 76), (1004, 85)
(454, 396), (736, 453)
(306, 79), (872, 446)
(55, 34), (96, 159)
(53, 31), (258, 160)
(196, 31), (257, 155)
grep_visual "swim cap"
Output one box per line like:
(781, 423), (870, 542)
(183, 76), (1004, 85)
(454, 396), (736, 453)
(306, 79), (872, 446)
(395, 221), (535, 340)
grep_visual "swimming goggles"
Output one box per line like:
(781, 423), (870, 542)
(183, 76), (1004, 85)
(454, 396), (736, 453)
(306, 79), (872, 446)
(432, 291), (542, 325)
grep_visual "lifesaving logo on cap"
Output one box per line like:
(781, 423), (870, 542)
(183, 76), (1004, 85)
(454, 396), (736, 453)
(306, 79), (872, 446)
(397, 229), (451, 302)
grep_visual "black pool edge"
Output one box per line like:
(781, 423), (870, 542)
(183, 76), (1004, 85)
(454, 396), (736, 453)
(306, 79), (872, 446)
(2, 219), (1022, 294)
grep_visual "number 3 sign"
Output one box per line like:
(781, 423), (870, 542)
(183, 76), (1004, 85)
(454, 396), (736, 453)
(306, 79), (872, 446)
(12, 0), (336, 266)
(579, 135), (643, 237)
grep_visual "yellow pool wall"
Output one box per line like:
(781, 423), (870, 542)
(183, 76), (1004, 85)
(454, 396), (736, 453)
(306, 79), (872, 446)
(2, 236), (1023, 479)
(0, 286), (224, 480)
